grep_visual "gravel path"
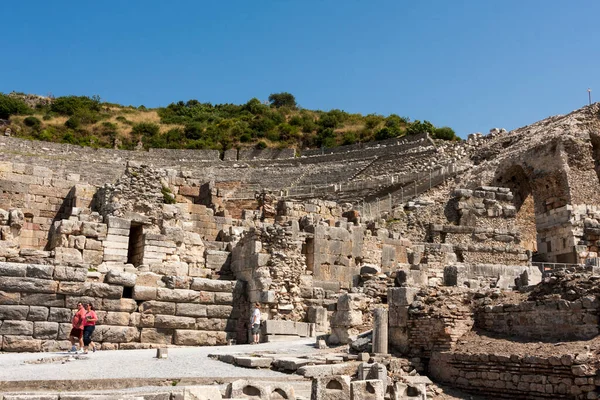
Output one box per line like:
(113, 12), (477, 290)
(0, 338), (317, 382)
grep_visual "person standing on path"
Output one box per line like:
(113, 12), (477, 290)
(69, 302), (86, 353)
(83, 303), (98, 354)
(251, 303), (262, 344)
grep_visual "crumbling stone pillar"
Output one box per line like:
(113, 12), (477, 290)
(372, 308), (388, 355)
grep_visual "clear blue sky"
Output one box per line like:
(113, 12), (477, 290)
(2, 1), (598, 137)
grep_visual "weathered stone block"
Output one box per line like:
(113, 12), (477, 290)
(102, 298), (138, 313)
(190, 278), (234, 292)
(99, 325), (139, 343)
(176, 303), (207, 318)
(311, 375), (351, 400)
(206, 305), (233, 318)
(140, 328), (173, 344)
(2, 335), (41, 352)
(48, 307), (72, 323)
(350, 379), (385, 400)
(0, 276), (58, 293)
(0, 291), (20, 305)
(0, 320), (34, 335)
(33, 321), (59, 339)
(27, 306), (49, 321)
(154, 315), (196, 329)
(139, 301), (176, 315)
(105, 270), (137, 287)
(53, 266), (87, 282)
(0, 262), (27, 277)
(214, 292), (233, 305)
(83, 249), (104, 265)
(0, 305), (29, 320)
(25, 265), (54, 279)
(157, 288), (200, 303)
(85, 283), (123, 299)
(133, 286), (158, 301)
(54, 247), (83, 264)
(104, 312), (131, 326)
(225, 379), (270, 399)
(173, 329), (226, 346)
(57, 282), (87, 296)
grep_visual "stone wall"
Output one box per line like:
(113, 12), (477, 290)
(474, 298), (599, 341)
(430, 350), (600, 399)
(0, 261), (240, 351)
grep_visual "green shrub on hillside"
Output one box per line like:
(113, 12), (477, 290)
(0, 94), (32, 119)
(24, 116), (41, 128)
(51, 95), (101, 116)
(132, 122), (160, 137)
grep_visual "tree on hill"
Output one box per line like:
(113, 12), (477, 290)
(268, 92), (297, 109)
(0, 94), (31, 119)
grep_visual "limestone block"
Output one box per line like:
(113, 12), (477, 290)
(154, 315), (196, 329)
(106, 216), (131, 230)
(206, 305), (233, 318)
(150, 261), (188, 276)
(0, 277), (58, 293)
(337, 294), (367, 311)
(140, 314), (155, 327)
(350, 380), (385, 400)
(27, 306), (49, 321)
(104, 312), (131, 326)
(57, 281), (87, 295)
(388, 287), (418, 307)
(197, 291), (215, 304)
(190, 278), (234, 292)
(33, 321), (59, 339)
(83, 249), (104, 265)
(182, 386), (223, 400)
(176, 303), (208, 318)
(331, 310), (362, 327)
(0, 241), (19, 258)
(102, 298), (138, 313)
(173, 330), (223, 346)
(85, 283), (123, 299)
(162, 275), (192, 290)
(157, 288), (200, 303)
(139, 300), (176, 315)
(0, 320), (34, 335)
(133, 286), (158, 301)
(308, 306), (328, 333)
(53, 266), (87, 282)
(311, 375), (351, 400)
(136, 272), (162, 287)
(25, 265), (54, 279)
(0, 291), (20, 305)
(85, 238), (104, 251)
(140, 328), (173, 344)
(0, 305), (29, 320)
(54, 247), (83, 264)
(81, 222), (108, 239)
(68, 235), (86, 250)
(2, 335), (41, 352)
(214, 292), (233, 305)
(99, 325), (140, 343)
(0, 262), (26, 277)
(195, 318), (233, 331)
(225, 380), (271, 399)
(57, 323), (73, 340)
(48, 307), (72, 323)
(205, 250), (230, 270)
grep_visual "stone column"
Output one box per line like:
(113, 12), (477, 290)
(372, 308), (388, 355)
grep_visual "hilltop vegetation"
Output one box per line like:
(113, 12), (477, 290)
(0, 92), (459, 151)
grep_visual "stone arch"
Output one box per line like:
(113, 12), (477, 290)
(494, 153), (576, 262)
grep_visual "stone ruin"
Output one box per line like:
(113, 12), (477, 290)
(0, 104), (600, 398)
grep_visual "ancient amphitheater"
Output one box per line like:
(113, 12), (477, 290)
(1, 104), (600, 399)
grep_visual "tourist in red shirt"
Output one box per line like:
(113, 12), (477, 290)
(69, 302), (86, 353)
(83, 303), (98, 354)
